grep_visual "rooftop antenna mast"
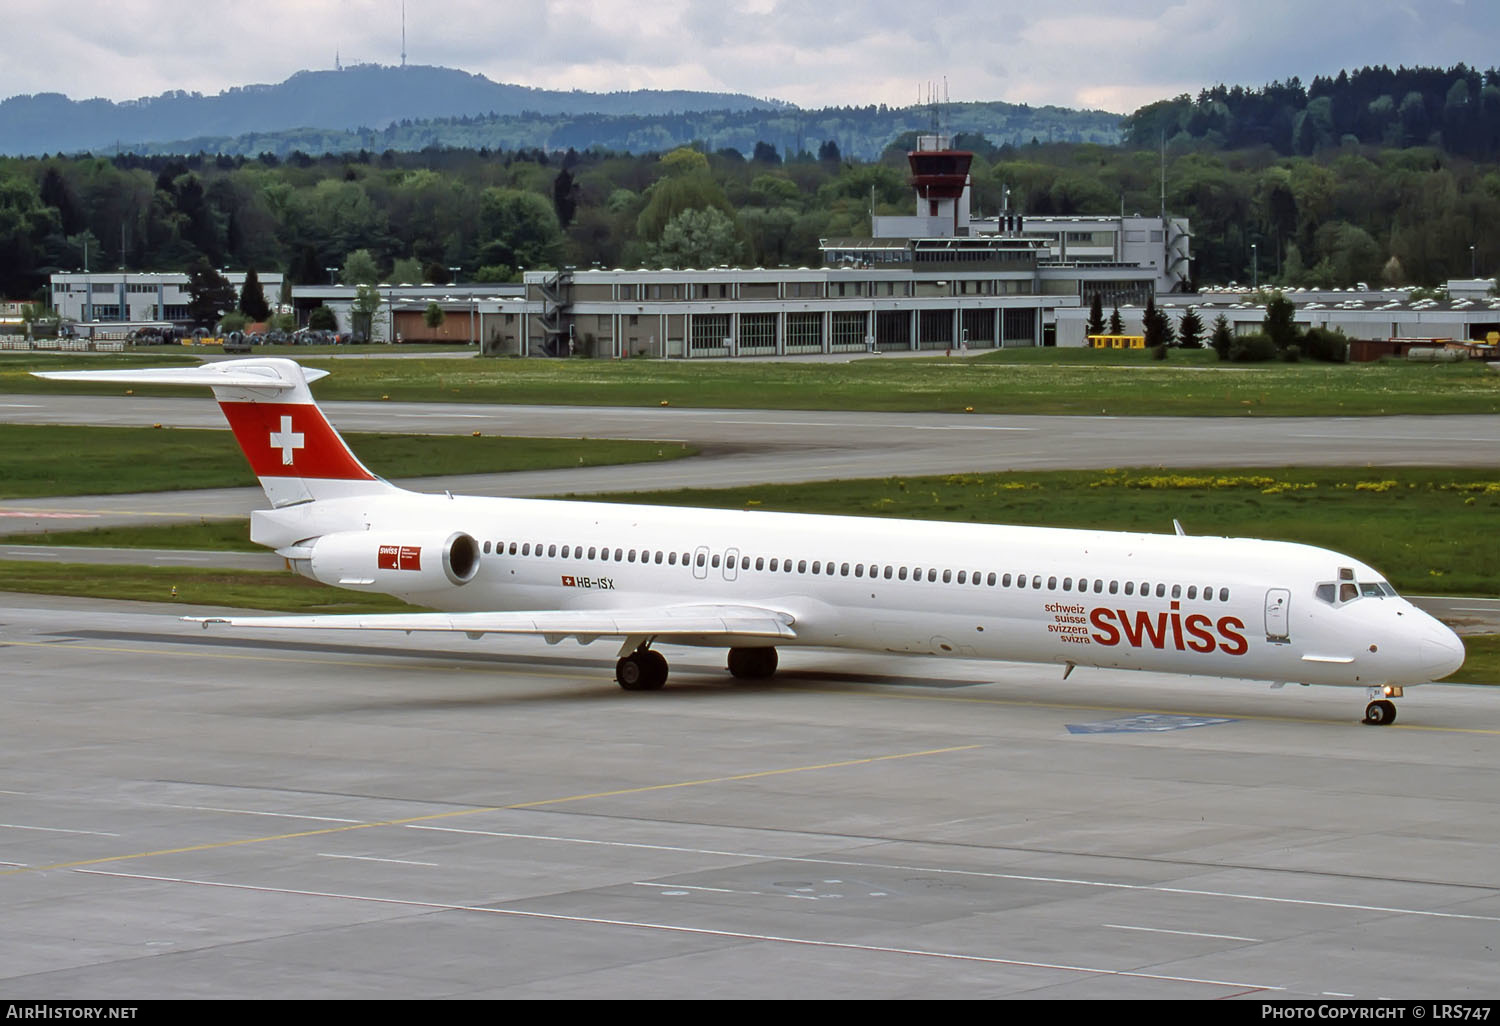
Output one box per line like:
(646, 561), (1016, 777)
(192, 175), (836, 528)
(401, 0), (407, 67)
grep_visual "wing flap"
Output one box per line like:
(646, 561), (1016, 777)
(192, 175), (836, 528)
(186, 603), (797, 643)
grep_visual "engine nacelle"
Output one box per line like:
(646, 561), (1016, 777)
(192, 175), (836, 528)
(290, 530), (481, 591)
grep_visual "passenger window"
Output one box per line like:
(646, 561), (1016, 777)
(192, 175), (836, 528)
(668, 551), (677, 565)
(695, 552), (706, 567)
(798, 560), (807, 573)
(1016, 574), (1026, 589)
(883, 566), (893, 579)
(1032, 576), (1042, 589)
(942, 569), (952, 583)
(958, 571), (968, 584)
(1124, 582), (1134, 596)
(655, 551), (664, 564)
(841, 563), (850, 576)
(483, 541), (492, 554)
(1171, 585), (1181, 599)
(1062, 577), (1072, 591)
(522, 543), (531, 556)
(509, 543), (518, 555)
(1109, 581), (1118, 594)
(613, 548), (623, 561)
(712, 554), (721, 568)
(756, 557), (765, 571)
(811, 561), (821, 574)
(1219, 588), (1230, 602)
(855, 564), (865, 578)
(1155, 584), (1166, 598)
(1187, 586), (1197, 599)
(1093, 580), (1103, 593)
(899, 567), (909, 580)
(987, 572), (997, 586)
(769, 558), (778, 571)
(1047, 576), (1057, 590)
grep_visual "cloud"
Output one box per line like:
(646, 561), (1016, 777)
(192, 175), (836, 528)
(2, 0), (1498, 115)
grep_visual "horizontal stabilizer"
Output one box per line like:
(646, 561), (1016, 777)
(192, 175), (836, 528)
(186, 603), (798, 644)
(34, 362), (328, 390)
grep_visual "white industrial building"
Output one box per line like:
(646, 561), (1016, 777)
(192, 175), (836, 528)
(49, 271), (285, 326)
(1053, 282), (1500, 350)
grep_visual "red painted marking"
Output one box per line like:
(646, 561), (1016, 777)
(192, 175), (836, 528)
(218, 402), (374, 480)
(377, 545), (422, 571)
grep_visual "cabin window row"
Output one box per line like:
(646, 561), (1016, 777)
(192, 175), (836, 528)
(480, 539), (1232, 602)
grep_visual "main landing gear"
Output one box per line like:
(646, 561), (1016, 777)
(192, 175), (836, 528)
(727, 646), (778, 681)
(1362, 686), (1402, 726)
(613, 645), (780, 691)
(615, 647), (668, 691)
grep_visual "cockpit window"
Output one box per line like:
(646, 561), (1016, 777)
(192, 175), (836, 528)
(1317, 577), (1398, 606)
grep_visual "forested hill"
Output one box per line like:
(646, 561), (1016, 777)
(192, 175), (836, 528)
(1124, 64), (1500, 158)
(104, 101), (1123, 162)
(0, 64), (789, 157)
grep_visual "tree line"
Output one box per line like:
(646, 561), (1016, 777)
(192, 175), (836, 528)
(2, 119), (1496, 303)
(1125, 64), (1500, 160)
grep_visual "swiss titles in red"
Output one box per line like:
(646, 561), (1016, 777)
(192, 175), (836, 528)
(1088, 602), (1248, 656)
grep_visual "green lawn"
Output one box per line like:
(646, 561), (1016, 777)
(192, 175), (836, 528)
(0, 424), (694, 499)
(0, 561), (422, 613)
(7, 348), (1498, 416)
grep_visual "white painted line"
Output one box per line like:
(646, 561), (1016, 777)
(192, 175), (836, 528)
(628, 880), (817, 901)
(153, 803), (363, 824)
(0, 404), (41, 408)
(406, 825), (1500, 923)
(72, 869), (1284, 992)
(1104, 923), (1261, 942)
(0, 822), (120, 837)
(909, 425), (1033, 432)
(317, 853), (439, 867)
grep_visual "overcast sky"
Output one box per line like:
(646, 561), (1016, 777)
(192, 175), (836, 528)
(5, 0), (1495, 114)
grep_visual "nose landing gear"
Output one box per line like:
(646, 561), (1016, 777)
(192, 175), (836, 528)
(1362, 686), (1402, 725)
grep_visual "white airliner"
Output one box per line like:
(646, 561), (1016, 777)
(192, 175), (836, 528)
(38, 357), (1465, 725)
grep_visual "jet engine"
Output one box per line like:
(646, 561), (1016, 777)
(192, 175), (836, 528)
(288, 530), (481, 591)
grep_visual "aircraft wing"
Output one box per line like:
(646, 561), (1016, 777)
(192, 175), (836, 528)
(185, 603), (797, 646)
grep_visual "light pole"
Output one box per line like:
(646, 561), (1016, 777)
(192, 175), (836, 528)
(325, 267), (338, 285)
(448, 266), (460, 285)
(1471, 245), (1477, 278)
(1251, 243), (1258, 291)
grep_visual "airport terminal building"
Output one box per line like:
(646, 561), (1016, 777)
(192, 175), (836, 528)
(510, 136), (1179, 358)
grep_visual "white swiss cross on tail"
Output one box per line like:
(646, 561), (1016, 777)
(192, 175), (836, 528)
(269, 414), (305, 465)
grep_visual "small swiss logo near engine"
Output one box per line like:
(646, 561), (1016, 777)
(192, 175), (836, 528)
(377, 545), (422, 571)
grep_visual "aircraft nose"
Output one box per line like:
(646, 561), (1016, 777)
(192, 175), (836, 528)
(1419, 624), (1466, 681)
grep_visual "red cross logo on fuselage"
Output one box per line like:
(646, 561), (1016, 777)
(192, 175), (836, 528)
(269, 414), (305, 466)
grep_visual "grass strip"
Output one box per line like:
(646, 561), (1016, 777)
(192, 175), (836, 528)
(7, 348), (1498, 415)
(0, 561), (424, 613)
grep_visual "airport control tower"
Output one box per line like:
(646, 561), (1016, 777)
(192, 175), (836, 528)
(871, 134), (987, 239)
